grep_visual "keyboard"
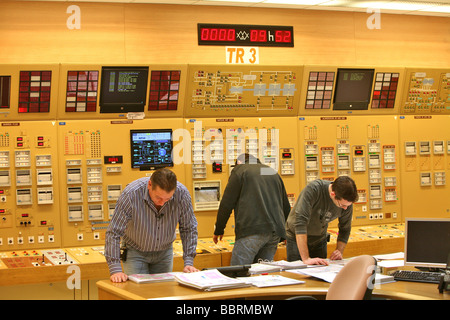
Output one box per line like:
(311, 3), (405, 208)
(392, 270), (443, 284)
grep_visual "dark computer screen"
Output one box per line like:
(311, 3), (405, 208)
(130, 129), (173, 171)
(333, 68), (374, 110)
(100, 66), (149, 113)
(405, 218), (450, 269)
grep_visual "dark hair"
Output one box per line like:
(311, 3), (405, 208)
(235, 153), (261, 165)
(150, 168), (177, 192)
(331, 176), (358, 203)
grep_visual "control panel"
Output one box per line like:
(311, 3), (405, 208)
(298, 66), (405, 116)
(399, 115), (450, 218)
(185, 65), (303, 117)
(184, 116), (300, 237)
(0, 63), (448, 253)
(57, 64), (188, 120)
(299, 115), (402, 226)
(0, 64), (60, 121)
(57, 118), (186, 247)
(0, 121), (62, 250)
(400, 68), (450, 114)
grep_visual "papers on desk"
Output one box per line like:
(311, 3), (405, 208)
(174, 269), (252, 291)
(250, 260), (307, 274)
(287, 264), (395, 284)
(129, 272), (182, 283)
(174, 269), (305, 291)
(288, 264), (344, 283)
(373, 252), (404, 260)
(260, 260), (307, 270)
(238, 275), (305, 287)
(373, 252), (405, 268)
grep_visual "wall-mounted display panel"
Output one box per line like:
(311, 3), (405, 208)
(0, 121), (61, 251)
(183, 116), (300, 238)
(399, 115), (450, 218)
(56, 118), (185, 247)
(57, 64), (187, 120)
(298, 66), (405, 116)
(0, 64), (60, 121)
(298, 115), (402, 227)
(400, 68), (450, 115)
(184, 65), (303, 118)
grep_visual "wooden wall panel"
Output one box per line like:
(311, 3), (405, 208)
(0, 1), (448, 67)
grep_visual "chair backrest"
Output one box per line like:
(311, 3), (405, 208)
(326, 255), (377, 300)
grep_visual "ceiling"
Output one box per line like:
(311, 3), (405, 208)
(37, 0), (450, 17)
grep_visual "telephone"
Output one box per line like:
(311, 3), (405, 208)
(438, 253), (450, 293)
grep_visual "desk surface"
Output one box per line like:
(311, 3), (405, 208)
(96, 271), (450, 300)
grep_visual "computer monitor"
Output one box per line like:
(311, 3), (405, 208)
(333, 68), (374, 110)
(100, 66), (149, 113)
(130, 129), (173, 171)
(405, 218), (450, 269)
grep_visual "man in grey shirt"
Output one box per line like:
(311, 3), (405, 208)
(285, 176), (358, 265)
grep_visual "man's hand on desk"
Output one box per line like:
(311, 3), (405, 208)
(110, 272), (128, 283)
(109, 266), (199, 282)
(183, 265), (199, 273)
(329, 249), (343, 261)
(303, 257), (329, 266)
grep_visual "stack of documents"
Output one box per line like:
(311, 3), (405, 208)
(129, 272), (182, 283)
(174, 269), (252, 291)
(239, 275), (305, 287)
(259, 260), (307, 270)
(287, 263), (395, 284)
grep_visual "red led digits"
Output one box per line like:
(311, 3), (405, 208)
(200, 28), (235, 42)
(275, 30), (292, 43)
(250, 29), (267, 42)
(198, 24), (293, 47)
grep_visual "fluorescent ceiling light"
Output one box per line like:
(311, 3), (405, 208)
(419, 4), (450, 12)
(206, 0), (263, 2)
(378, 1), (437, 11)
(262, 0), (329, 4)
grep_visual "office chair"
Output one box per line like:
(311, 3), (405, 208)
(288, 255), (377, 300)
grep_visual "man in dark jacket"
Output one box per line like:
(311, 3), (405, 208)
(213, 153), (291, 265)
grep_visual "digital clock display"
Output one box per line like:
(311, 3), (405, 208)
(104, 155), (123, 164)
(198, 24), (294, 47)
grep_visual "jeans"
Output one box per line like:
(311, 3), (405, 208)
(123, 246), (173, 274)
(286, 235), (327, 262)
(230, 232), (280, 265)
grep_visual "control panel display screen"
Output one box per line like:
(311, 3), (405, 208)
(130, 129), (173, 170)
(100, 66), (149, 113)
(333, 68), (374, 110)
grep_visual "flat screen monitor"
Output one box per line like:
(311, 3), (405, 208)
(333, 68), (374, 110)
(100, 66), (149, 113)
(130, 129), (173, 171)
(405, 218), (450, 269)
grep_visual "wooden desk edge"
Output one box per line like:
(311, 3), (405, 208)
(97, 280), (147, 300)
(0, 262), (110, 286)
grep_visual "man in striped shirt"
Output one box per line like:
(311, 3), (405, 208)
(105, 168), (199, 283)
